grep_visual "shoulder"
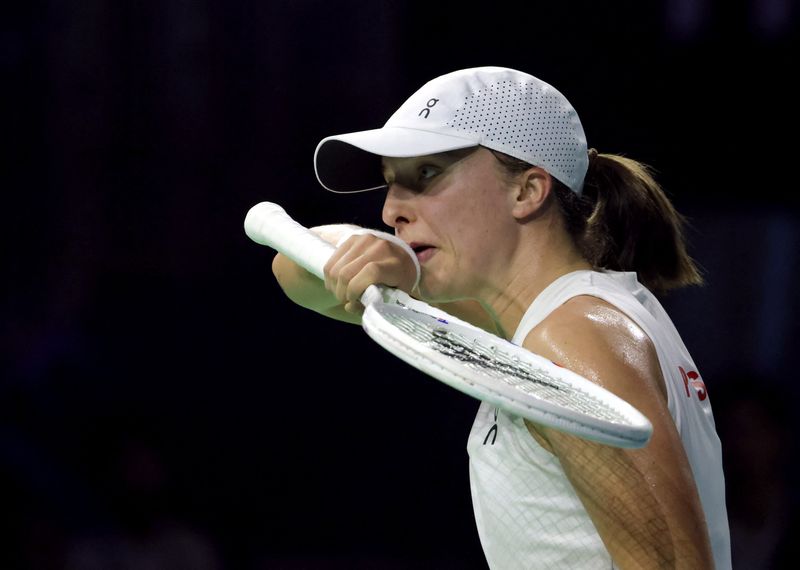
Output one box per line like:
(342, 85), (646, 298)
(532, 295), (651, 354)
(524, 295), (667, 400)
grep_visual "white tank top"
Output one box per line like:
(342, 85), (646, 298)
(467, 270), (731, 569)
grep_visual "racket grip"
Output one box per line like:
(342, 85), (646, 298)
(244, 202), (335, 279)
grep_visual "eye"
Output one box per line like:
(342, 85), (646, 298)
(418, 165), (441, 180)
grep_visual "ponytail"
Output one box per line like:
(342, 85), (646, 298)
(490, 148), (703, 293)
(560, 152), (703, 293)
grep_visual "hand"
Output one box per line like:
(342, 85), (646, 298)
(323, 233), (418, 314)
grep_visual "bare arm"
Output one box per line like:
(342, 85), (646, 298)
(271, 224), (499, 331)
(271, 224), (363, 323)
(272, 251), (362, 324)
(523, 296), (714, 569)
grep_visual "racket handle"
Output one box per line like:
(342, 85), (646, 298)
(244, 202), (335, 279)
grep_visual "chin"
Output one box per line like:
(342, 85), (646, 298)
(417, 281), (459, 305)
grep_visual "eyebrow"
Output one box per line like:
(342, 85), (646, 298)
(383, 147), (481, 188)
(381, 147), (479, 174)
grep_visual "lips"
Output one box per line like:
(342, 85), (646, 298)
(409, 242), (436, 263)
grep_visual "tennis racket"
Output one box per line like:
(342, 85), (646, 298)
(244, 201), (653, 448)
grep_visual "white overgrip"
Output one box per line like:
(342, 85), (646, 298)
(243, 202), (335, 280)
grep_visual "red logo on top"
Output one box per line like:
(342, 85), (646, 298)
(679, 366), (707, 401)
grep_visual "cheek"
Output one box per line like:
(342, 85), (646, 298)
(427, 166), (511, 267)
(448, 206), (505, 270)
(460, 193), (507, 239)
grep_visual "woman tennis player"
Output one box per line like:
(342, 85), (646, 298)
(271, 67), (731, 569)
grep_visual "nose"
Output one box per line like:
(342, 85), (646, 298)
(381, 184), (415, 229)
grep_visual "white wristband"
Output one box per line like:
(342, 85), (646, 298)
(336, 228), (421, 291)
(311, 223), (362, 244)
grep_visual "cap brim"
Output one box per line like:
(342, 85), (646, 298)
(314, 126), (478, 193)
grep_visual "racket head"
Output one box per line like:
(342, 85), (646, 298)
(362, 300), (653, 448)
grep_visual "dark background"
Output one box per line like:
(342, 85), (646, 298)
(2, 1), (799, 568)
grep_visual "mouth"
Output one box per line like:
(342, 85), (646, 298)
(409, 242), (436, 263)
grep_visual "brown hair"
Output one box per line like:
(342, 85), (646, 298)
(490, 149), (703, 293)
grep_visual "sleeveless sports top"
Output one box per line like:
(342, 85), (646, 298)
(467, 270), (731, 569)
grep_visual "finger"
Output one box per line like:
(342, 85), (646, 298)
(323, 236), (364, 293)
(325, 235), (381, 297)
(345, 261), (383, 304)
(343, 300), (364, 314)
(332, 254), (375, 304)
(322, 246), (345, 292)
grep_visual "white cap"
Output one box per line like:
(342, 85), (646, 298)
(314, 66), (589, 194)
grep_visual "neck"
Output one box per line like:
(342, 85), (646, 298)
(477, 221), (591, 340)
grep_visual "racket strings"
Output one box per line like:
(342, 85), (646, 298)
(389, 312), (627, 423)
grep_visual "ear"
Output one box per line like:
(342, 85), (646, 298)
(510, 167), (553, 220)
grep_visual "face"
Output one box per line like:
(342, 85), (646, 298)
(381, 147), (519, 302)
